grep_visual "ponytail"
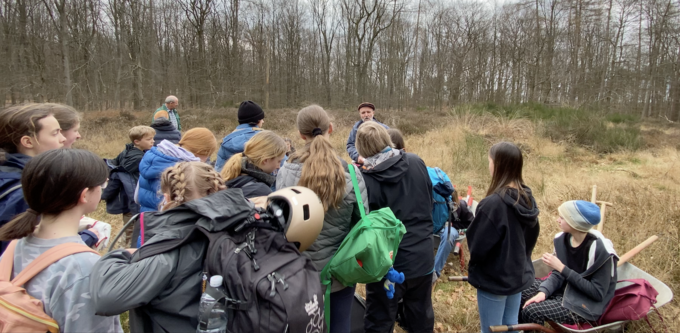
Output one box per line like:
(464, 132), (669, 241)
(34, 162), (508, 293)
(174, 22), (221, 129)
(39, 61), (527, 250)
(0, 210), (41, 241)
(293, 105), (345, 212)
(221, 153), (245, 182)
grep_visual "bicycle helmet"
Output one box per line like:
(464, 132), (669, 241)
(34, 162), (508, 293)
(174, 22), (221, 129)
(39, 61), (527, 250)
(267, 186), (324, 252)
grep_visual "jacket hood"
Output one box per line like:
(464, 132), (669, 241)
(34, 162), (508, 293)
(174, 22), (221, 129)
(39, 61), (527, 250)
(360, 152), (408, 184)
(499, 186), (540, 227)
(145, 189), (254, 236)
(138, 146), (183, 180)
(221, 124), (255, 151)
(157, 140), (199, 162)
(0, 153), (30, 178)
(151, 118), (175, 131)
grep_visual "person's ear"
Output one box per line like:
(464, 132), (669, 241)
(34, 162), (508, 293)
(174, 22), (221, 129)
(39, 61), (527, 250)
(79, 188), (90, 204)
(299, 131), (307, 141)
(19, 135), (35, 149)
(328, 123), (334, 135)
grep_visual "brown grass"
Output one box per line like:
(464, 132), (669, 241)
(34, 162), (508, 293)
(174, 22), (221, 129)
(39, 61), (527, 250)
(77, 107), (680, 333)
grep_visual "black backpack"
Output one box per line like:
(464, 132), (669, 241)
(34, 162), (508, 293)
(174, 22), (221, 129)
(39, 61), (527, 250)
(133, 192), (326, 333)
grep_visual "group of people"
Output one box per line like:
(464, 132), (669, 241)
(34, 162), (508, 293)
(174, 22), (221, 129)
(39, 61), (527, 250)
(0, 98), (619, 333)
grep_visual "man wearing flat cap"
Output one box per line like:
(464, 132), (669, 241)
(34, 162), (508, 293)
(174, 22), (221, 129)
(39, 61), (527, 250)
(347, 102), (389, 164)
(153, 95), (181, 131)
(215, 100), (265, 172)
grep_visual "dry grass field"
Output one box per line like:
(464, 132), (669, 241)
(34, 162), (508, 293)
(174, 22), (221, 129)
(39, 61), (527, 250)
(75, 105), (680, 332)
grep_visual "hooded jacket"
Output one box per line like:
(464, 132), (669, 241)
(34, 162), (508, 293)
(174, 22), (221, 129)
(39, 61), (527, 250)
(151, 118), (182, 145)
(214, 124), (263, 172)
(224, 157), (276, 198)
(137, 140), (199, 212)
(102, 159), (140, 215)
(276, 159), (368, 292)
(0, 153), (31, 254)
(360, 152), (434, 279)
(114, 143), (145, 179)
(467, 186), (540, 295)
(538, 230), (618, 321)
(346, 119), (389, 162)
(153, 105), (181, 131)
(90, 189), (253, 333)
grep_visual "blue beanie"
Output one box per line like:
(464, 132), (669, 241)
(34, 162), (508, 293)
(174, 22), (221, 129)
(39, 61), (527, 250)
(557, 200), (601, 232)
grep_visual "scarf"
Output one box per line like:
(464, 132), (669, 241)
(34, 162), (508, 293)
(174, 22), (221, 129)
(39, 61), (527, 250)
(241, 156), (276, 186)
(363, 147), (401, 170)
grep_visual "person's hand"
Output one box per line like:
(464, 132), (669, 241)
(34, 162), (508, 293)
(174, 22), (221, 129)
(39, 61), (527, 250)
(357, 156), (365, 164)
(523, 292), (546, 308)
(126, 248), (137, 254)
(542, 253), (565, 273)
(249, 196), (268, 209)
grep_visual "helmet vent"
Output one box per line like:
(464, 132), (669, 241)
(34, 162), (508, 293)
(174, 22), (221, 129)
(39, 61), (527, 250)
(303, 204), (310, 220)
(291, 188), (301, 194)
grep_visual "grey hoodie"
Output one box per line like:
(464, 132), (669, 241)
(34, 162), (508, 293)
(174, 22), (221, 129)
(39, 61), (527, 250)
(276, 159), (369, 292)
(538, 230), (619, 321)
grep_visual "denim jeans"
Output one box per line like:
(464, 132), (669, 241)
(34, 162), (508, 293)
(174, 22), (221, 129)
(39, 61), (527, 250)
(434, 226), (459, 277)
(476, 289), (521, 333)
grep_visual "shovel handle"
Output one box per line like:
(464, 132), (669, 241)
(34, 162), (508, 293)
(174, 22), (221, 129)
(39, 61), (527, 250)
(490, 324), (556, 333)
(618, 235), (659, 267)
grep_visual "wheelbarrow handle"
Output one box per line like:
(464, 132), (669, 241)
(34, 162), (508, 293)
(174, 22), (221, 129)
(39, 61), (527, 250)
(490, 324), (556, 333)
(448, 276), (468, 282)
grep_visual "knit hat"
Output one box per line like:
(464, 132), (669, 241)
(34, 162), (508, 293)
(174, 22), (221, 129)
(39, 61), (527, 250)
(238, 101), (265, 124)
(558, 200), (601, 232)
(154, 110), (169, 120)
(179, 128), (217, 157)
(357, 102), (375, 111)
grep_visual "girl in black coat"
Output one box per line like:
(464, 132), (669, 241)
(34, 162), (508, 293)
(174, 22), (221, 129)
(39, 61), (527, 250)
(467, 142), (540, 333)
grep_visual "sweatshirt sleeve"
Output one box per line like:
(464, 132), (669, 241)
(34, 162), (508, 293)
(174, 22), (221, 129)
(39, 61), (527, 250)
(90, 249), (176, 316)
(561, 257), (614, 302)
(466, 209), (502, 264)
(49, 261), (123, 332)
(538, 270), (566, 298)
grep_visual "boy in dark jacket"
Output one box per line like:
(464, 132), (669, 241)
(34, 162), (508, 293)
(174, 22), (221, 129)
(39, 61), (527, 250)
(356, 122), (434, 333)
(151, 111), (181, 145)
(115, 126), (155, 179)
(521, 200), (618, 326)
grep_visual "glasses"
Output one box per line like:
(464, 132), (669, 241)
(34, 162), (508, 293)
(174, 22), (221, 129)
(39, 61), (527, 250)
(100, 180), (108, 189)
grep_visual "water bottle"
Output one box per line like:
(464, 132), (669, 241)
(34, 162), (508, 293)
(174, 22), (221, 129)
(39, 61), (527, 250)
(197, 275), (227, 333)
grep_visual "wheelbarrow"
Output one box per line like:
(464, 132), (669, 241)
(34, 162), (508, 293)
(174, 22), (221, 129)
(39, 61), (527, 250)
(488, 259), (674, 333)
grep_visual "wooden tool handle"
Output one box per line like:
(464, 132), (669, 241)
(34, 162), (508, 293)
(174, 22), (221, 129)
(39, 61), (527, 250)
(617, 235), (659, 267)
(591, 185), (597, 203)
(490, 324), (555, 333)
(448, 276), (468, 282)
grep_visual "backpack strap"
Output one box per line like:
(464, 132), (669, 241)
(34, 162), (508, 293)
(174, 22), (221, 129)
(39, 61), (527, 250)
(9, 242), (98, 287)
(139, 212), (146, 246)
(132, 226), (205, 262)
(347, 163), (366, 219)
(0, 184), (22, 200)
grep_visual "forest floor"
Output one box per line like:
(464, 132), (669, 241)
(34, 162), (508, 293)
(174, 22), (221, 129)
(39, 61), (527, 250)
(78, 104), (680, 333)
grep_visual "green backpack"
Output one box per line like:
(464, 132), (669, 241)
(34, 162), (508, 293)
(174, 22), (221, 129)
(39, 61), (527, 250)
(320, 164), (406, 327)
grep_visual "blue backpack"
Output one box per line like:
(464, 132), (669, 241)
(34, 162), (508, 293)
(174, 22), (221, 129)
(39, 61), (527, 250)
(427, 167), (455, 234)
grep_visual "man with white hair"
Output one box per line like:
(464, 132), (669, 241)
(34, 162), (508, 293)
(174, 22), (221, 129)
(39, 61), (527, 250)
(152, 95), (181, 131)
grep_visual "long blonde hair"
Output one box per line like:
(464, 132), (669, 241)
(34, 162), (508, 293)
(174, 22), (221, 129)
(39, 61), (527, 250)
(221, 130), (287, 181)
(290, 105), (345, 211)
(159, 161), (226, 211)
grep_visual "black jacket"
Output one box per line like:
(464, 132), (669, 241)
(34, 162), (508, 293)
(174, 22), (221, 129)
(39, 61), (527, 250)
(151, 118), (182, 145)
(114, 143), (145, 179)
(467, 186), (540, 295)
(225, 175), (272, 198)
(101, 159), (140, 215)
(538, 231), (618, 321)
(360, 152), (434, 279)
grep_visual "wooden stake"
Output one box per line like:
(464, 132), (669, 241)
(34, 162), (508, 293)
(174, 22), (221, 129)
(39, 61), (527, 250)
(595, 200), (614, 232)
(617, 235), (659, 267)
(591, 185), (598, 203)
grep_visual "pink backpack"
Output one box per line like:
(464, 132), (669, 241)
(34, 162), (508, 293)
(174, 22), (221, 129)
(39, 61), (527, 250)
(598, 279), (666, 332)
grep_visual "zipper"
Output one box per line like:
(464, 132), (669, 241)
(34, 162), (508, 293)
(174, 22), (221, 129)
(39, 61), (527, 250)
(234, 242), (248, 254)
(0, 298), (59, 331)
(243, 247), (260, 271)
(267, 274), (277, 297)
(273, 272), (289, 290)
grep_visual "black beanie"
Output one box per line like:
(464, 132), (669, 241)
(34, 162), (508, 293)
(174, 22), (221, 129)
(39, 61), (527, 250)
(238, 100), (265, 124)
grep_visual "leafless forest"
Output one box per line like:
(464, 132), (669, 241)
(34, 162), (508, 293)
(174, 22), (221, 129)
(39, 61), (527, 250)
(1, 0), (679, 119)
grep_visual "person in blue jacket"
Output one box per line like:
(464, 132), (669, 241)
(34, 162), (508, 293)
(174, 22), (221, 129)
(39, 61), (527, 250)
(0, 103), (98, 255)
(214, 101), (265, 171)
(346, 102), (389, 164)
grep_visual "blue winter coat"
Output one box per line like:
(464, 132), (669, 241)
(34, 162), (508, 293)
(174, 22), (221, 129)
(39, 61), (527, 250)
(346, 119), (389, 162)
(102, 159), (140, 215)
(137, 147), (182, 212)
(214, 124), (263, 172)
(0, 153), (31, 254)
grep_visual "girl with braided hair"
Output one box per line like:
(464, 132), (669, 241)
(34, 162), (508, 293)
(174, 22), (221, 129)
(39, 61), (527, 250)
(220, 130), (287, 198)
